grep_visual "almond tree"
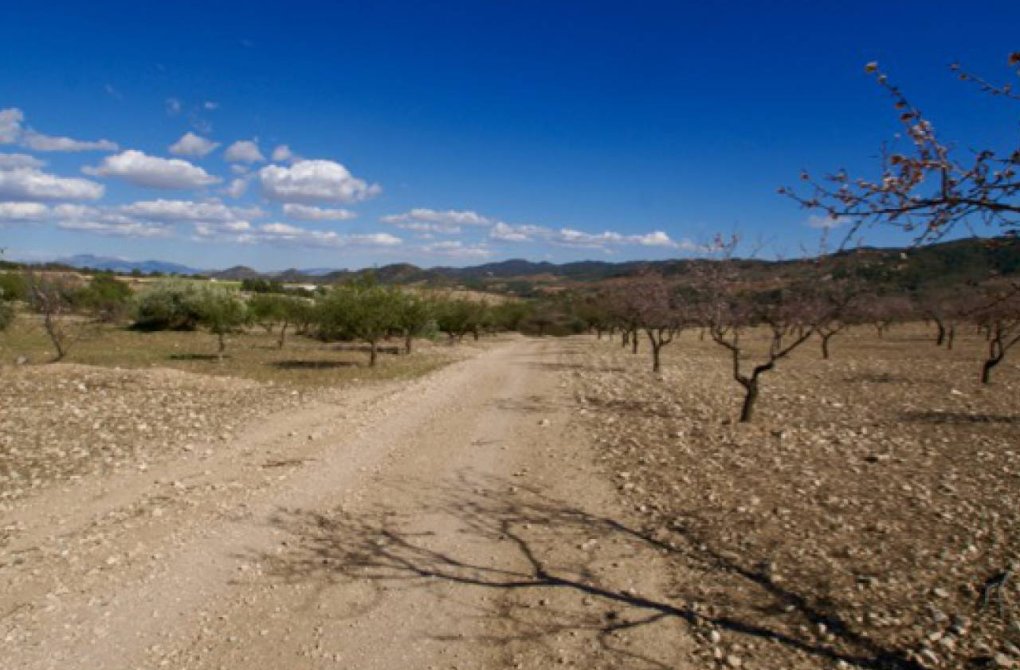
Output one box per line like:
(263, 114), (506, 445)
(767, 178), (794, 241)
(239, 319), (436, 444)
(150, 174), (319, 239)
(692, 236), (835, 422)
(968, 281), (1020, 384)
(629, 275), (684, 373)
(783, 53), (1019, 244)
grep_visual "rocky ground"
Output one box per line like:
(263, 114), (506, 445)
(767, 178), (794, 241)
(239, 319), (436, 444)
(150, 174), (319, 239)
(566, 326), (1020, 669)
(0, 329), (1016, 669)
(0, 364), (306, 508)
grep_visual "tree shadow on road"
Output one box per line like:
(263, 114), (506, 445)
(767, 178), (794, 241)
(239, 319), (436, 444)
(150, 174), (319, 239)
(255, 472), (923, 670)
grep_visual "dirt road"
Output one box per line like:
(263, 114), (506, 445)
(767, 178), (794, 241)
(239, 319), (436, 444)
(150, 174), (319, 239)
(1, 338), (693, 669)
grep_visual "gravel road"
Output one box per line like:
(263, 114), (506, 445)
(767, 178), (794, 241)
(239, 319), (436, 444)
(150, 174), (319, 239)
(1, 338), (691, 669)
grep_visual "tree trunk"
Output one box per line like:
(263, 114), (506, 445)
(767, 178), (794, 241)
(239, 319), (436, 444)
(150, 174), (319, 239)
(820, 332), (832, 360)
(739, 380), (758, 423)
(982, 338), (1003, 384)
(651, 342), (661, 372)
(217, 331), (226, 361)
(277, 321), (289, 349)
(369, 340), (378, 367)
(43, 314), (66, 362)
(404, 332), (413, 355)
(631, 331), (639, 355)
(946, 326), (955, 350)
(621, 330), (629, 348)
(934, 320), (946, 347)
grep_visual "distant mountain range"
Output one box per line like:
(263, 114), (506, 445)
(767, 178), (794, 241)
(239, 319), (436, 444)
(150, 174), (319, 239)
(57, 254), (207, 276)
(45, 236), (1020, 296)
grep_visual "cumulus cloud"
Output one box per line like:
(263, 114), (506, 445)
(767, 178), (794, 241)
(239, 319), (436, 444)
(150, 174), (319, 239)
(226, 178), (248, 198)
(259, 159), (380, 204)
(283, 203), (357, 221)
(0, 152), (45, 169)
(117, 198), (263, 224)
(20, 130), (118, 152)
(0, 167), (105, 201)
(0, 201), (49, 221)
(271, 144), (296, 162)
(224, 139), (265, 163)
(169, 132), (220, 157)
(0, 108), (25, 144)
(84, 150), (221, 189)
(0, 107), (117, 152)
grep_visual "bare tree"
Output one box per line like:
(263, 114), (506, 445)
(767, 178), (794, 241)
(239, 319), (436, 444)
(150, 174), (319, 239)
(691, 236), (835, 422)
(968, 282), (1020, 384)
(24, 270), (86, 361)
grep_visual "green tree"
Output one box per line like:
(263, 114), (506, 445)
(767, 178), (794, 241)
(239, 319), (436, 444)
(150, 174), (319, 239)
(394, 293), (435, 354)
(435, 298), (481, 342)
(248, 293), (309, 348)
(74, 274), (133, 323)
(317, 283), (401, 366)
(133, 281), (204, 331)
(193, 285), (249, 360)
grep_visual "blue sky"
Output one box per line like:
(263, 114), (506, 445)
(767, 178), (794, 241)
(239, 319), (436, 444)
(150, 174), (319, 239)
(1, 1), (1017, 271)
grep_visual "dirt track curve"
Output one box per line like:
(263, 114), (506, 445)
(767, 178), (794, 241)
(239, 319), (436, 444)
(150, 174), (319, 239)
(1, 337), (693, 669)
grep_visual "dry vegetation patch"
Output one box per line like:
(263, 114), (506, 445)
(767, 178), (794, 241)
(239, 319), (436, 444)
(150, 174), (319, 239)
(567, 325), (1019, 669)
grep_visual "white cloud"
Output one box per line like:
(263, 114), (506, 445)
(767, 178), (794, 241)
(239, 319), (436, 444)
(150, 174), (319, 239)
(52, 204), (172, 238)
(84, 150), (221, 189)
(381, 208), (495, 235)
(118, 198), (263, 224)
(0, 152), (44, 169)
(203, 101), (219, 110)
(489, 221), (546, 242)
(224, 139), (265, 163)
(206, 221), (402, 249)
(807, 213), (849, 229)
(283, 203), (357, 221)
(0, 201), (49, 221)
(0, 167), (105, 201)
(169, 132), (220, 157)
(0, 108), (24, 144)
(20, 130), (118, 152)
(226, 178), (248, 198)
(57, 218), (170, 238)
(259, 159), (380, 204)
(165, 98), (182, 116)
(271, 144), (296, 162)
(421, 241), (493, 259)
(382, 208), (493, 228)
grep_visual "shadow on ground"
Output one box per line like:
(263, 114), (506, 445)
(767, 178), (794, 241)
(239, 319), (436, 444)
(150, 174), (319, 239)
(254, 472), (923, 669)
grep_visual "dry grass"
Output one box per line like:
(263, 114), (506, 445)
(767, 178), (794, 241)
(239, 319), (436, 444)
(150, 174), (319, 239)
(0, 313), (457, 389)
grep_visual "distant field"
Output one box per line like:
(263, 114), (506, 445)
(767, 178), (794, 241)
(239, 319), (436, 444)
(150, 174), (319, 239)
(0, 313), (459, 389)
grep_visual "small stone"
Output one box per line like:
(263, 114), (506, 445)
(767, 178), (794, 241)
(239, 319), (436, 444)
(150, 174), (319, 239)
(725, 654), (742, 668)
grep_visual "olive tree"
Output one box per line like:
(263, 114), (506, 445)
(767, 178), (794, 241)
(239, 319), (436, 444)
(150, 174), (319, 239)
(317, 283), (401, 366)
(193, 285), (249, 360)
(248, 293), (309, 348)
(393, 292), (435, 354)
